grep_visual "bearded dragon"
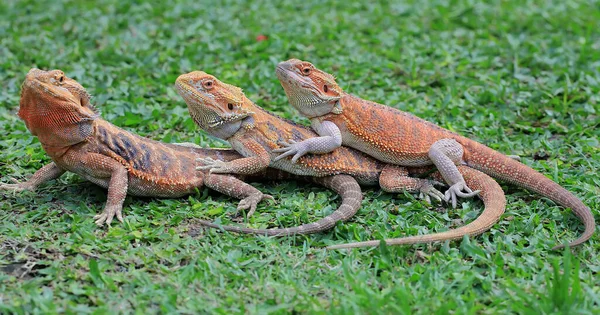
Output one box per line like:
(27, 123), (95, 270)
(0, 68), (364, 237)
(274, 59), (595, 249)
(175, 71), (510, 248)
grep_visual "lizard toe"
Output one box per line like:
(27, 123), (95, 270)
(455, 189), (480, 198)
(291, 152), (305, 163)
(94, 214), (107, 226)
(419, 193), (431, 204)
(444, 189), (458, 208)
(237, 199), (251, 211)
(0, 182), (30, 192)
(273, 149), (295, 161)
(431, 180), (447, 187)
(116, 210), (124, 223)
(429, 190), (443, 203)
(105, 213), (114, 226)
(247, 203), (258, 218)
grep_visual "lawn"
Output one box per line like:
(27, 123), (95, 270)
(0, 0), (599, 313)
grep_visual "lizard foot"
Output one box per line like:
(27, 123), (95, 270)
(236, 193), (275, 218)
(273, 140), (308, 163)
(94, 205), (124, 226)
(0, 178), (33, 192)
(418, 180), (446, 204)
(444, 181), (480, 208)
(196, 157), (234, 174)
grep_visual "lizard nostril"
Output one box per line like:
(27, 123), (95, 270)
(227, 103), (234, 110)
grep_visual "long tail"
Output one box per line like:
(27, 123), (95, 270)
(196, 174), (363, 236)
(461, 140), (595, 249)
(327, 166), (505, 250)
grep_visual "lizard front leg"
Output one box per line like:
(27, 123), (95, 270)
(70, 153), (129, 226)
(379, 164), (445, 203)
(0, 162), (66, 192)
(273, 120), (342, 163)
(428, 139), (480, 207)
(204, 174), (274, 218)
(196, 138), (270, 175)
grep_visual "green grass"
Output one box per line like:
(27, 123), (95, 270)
(1, 0), (599, 313)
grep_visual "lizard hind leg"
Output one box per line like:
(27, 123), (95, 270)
(204, 173), (274, 218)
(379, 165), (445, 204)
(428, 139), (480, 208)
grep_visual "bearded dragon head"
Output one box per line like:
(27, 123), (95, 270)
(276, 59), (343, 118)
(18, 68), (99, 148)
(175, 71), (254, 136)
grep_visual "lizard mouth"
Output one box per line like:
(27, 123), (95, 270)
(208, 113), (249, 128)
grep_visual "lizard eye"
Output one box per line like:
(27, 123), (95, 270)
(58, 75), (64, 83)
(203, 80), (214, 89)
(323, 85), (328, 93)
(302, 67), (311, 75)
(227, 103), (234, 110)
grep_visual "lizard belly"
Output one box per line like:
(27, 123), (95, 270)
(75, 169), (201, 198)
(126, 176), (201, 198)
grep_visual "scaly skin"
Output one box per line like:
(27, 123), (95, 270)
(0, 69), (363, 236)
(174, 71), (508, 247)
(275, 59), (595, 249)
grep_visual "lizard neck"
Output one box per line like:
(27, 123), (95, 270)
(41, 142), (77, 159)
(34, 117), (96, 159)
(205, 119), (243, 140)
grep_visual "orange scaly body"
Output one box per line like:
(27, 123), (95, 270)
(175, 71), (508, 247)
(2, 69), (363, 235)
(276, 59), (595, 249)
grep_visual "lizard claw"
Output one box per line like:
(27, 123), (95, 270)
(431, 180), (447, 187)
(275, 140), (296, 147)
(419, 193), (432, 204)
(94, 205), (124, 226)
(237, 193), (275, 218)
(273, 140), (308, 163)
(443, 181), (480, 208)
(196, 157), (233, 174)
(418, 180), (445, 203)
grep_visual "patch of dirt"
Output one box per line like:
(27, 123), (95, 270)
(0, 239), (49, 279)
(0, 261), (41, 280)
(533, 151), (550, 161)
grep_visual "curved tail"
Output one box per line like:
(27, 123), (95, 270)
(197, 174), (363, 236)
(327, 166), (505, 250)
(461, 140), (595, 249)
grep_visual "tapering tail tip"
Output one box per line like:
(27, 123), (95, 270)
(551, 218), (595, 251)
(326, 240), (383, 250)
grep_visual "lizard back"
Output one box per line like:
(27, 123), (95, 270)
(75, 119), (208, 197)
(325, 94), (464, 166)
